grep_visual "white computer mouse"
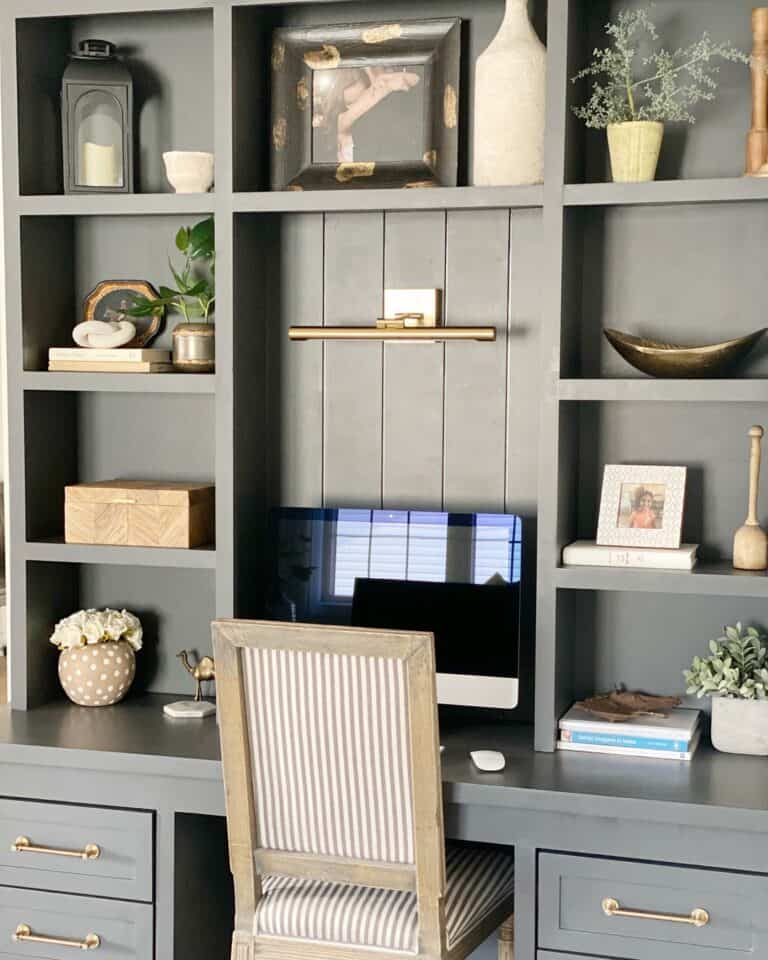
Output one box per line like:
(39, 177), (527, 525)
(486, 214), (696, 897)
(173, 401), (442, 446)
(470, 750), (506, 772)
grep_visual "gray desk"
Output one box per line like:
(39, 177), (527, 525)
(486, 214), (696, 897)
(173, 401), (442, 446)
(2, 696), (768, 960)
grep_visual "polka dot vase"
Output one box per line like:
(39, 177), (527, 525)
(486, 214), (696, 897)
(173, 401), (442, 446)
(58, 641), (136, 707)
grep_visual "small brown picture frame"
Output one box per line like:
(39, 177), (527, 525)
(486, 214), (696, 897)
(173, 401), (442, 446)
(83, 280), (164, 348)
(270, 18), (462, 191)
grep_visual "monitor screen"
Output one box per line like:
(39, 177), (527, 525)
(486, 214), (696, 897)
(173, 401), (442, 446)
(263, 508), (522, 709)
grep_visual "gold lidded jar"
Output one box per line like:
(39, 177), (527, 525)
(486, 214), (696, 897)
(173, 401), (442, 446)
(172, 322), (215, 372)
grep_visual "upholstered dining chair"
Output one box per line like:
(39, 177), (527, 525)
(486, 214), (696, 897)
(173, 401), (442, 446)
(212, 619), (515, 960)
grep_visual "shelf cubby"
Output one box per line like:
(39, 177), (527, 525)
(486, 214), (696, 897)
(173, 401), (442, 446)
(565, 0), (754, 186)
(560, 202), (768, 380)
(26, 561), (215, 706)
(16, 8), (214, 197)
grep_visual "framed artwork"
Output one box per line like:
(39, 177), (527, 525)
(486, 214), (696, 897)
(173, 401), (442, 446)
(270, 18), (461, 190)
(596, 465), (687, 550)
(83, 280), (163, 347)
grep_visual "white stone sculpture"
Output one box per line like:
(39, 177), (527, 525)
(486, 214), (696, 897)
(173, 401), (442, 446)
(72, 319), (136, 349)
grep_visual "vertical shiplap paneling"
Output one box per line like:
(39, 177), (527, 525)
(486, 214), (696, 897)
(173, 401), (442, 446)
(382, 211), (446, 509)
(323, 212), (384, 506)
(280, 214), (324, 506)
(443, 209), (511, 512)
(506, 209), (544, 515)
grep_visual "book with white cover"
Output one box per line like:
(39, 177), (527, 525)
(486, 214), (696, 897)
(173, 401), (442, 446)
(49, 360), (174, 373)
(562, 540), (698, 571)
(559, 704), (701, 742)
(557, 729), (701, 762)
(49, 348), (170, 363)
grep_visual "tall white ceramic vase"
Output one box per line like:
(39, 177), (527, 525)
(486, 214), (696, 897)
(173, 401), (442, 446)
(472, 0), (546, 186)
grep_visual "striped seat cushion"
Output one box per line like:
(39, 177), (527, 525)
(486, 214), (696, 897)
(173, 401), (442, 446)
(254, 844), (515, 953)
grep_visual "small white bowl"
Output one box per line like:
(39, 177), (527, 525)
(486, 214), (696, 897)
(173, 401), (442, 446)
(163, 151), (215, 194)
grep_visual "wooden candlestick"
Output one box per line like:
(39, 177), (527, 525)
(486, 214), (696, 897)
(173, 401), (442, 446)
(747, 8), (768, 175)
(734, 425), (768, 570)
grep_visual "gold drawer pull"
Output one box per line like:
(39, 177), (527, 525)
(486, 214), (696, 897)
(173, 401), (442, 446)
(11, 835), (100, 860)
(13, 923), (100, 950)
(602, 897), (710, 928)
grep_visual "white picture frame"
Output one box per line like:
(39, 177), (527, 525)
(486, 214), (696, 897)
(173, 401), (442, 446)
(596, 465), (687, 550)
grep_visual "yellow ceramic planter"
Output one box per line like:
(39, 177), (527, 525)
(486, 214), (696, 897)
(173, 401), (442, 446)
(607, 121), (664, 182)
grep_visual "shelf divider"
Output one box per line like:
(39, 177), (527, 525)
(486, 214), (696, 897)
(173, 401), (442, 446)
(15, 194), (215, 218)
(556, 562), (768, 598)
(22, 372), (216, 394)
(564, 177), (768, 207)
(25, 539), (217, 570)
(558, 379), (768, 402)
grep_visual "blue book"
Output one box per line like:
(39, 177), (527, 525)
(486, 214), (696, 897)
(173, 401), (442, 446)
(561, 730), (692, 752)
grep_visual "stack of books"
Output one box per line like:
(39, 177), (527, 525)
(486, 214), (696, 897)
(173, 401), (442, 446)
(557, 703), (702, 761)
(49, 348), (173, 374)
(562, 541), (699, 571)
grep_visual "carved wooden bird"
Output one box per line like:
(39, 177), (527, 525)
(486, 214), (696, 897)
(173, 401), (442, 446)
(177, 650), (216, 702)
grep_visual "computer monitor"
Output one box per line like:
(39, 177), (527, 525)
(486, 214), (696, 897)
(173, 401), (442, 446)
(263, 508), (522, 710)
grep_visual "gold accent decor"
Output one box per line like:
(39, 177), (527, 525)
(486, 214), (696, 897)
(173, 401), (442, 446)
(335, 161), (376, 183)
(604, 327), (767, 378)
(12, 836), (101, 860)
(287, 183), (304, 192)
(362, 24), (403, 43)
(83, 279), (162, 348)
(296, 78), (309, 111)
(14, 924), (100, 950)
(444, 84), (458, 129)
(272, 117), (287, 151)
(406, 181), (437, 189)
(303, 45), (341, 70)
(602, 898), (710, 928)
(271, 41), (285, 71)
(423, 149), (438, 169)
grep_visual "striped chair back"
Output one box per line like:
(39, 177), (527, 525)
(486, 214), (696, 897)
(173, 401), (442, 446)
(213, 620), (447, 960)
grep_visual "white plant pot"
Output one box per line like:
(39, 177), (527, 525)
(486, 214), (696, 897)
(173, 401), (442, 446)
(472, 0), (546, 186)
(58, 640), (136, 707)
(607, 121), (664, 183)
(163, 151), (215, 194)
(711, 696), (768, 756)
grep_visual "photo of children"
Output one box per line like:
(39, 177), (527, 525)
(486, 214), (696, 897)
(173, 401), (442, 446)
(616, 484), (666, 530)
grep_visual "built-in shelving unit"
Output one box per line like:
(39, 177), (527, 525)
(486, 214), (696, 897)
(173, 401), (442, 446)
(557, 380), (768, 402)
(24, 540), (217, 570)
(22, 372), (217, 394)
(563, 177), (768, 206)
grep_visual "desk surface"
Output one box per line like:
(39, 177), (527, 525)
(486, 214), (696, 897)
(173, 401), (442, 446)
(2, 694), (768, 828)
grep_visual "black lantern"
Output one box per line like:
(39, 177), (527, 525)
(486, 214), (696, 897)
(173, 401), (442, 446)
(62, 39), (133, 194)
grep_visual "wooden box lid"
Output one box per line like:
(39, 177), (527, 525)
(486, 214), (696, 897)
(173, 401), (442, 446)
(65, 480), (215, 507)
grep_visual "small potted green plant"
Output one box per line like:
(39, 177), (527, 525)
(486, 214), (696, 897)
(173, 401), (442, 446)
(572, 7), (748, 182)
(128, 216), (215, 372)
(684, 622), (768, 755)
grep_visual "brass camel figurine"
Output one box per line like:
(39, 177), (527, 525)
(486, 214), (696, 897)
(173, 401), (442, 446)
(177, 650), (216, 702)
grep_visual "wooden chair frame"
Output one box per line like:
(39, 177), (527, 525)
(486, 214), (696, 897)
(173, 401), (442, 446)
(213, 619), (513, 960)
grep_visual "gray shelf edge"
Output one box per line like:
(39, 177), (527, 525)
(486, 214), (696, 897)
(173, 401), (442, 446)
(555, 565), (768, 598)
(24, 540), (218, 569)
(11, 0), (215, 19)
(233, 185), (545, 214)
(564, 177), (768, 207)
(22, 372), (216, 393)
(14, 193), (216, 218)
(557, 379), (768, 402)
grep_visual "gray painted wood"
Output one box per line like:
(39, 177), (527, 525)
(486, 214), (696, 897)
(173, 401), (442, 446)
(539, 852), (768, 959)
(25, 540), (217, 569)
(0, 886), (153, 960)
(0, 798), (153, 902)
(323, 212), (385, 507)
(23, 372), (216, 394)
(383, 211), (446, 508)
(444, 209), (510, 511)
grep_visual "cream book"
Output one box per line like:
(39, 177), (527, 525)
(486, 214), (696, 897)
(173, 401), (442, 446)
(49, 360), (174, 374)
(562, 541), (698, 571)
(49, 348), (170, 363)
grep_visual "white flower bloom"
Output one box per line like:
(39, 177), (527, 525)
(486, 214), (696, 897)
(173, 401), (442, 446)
(50, 608), (143, 652)
(120, 609), (143, 651)
(103, 609), (128, 641)
(82, 611), (107, 645)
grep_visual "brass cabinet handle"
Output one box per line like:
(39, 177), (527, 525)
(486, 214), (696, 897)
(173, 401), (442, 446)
(602, 897), (710, 928)
(11, 835), (100, 860)
(13, 923), (100, 950)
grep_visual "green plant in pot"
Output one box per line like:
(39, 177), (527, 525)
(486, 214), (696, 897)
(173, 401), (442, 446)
(684, 622), (768, 756)
(128, 216), (215, 372)
(572, 7), (748, 183)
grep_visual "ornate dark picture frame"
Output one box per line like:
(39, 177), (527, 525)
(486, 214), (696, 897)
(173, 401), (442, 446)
(83, 280), (163, 347)
(270, 18), (461, 191)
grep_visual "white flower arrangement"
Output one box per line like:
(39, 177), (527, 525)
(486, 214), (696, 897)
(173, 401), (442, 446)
(50, 608), (143, 653)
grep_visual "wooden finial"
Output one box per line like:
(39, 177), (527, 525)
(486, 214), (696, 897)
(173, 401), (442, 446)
(734, 424), (768, 570)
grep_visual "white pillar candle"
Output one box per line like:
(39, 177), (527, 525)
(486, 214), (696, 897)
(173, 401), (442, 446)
(80, 141), (120, 187)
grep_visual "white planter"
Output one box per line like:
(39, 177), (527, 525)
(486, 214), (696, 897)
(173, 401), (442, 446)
(711, 696), (768, 756)
(58, 641), (136, 707)
(472, 0), (546, 186)
(607, 121), (664, 183)
(163, 151), (215, 194)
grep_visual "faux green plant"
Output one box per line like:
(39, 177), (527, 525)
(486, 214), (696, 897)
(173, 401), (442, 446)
(128, 216), (215, 323)
(684, 623), (768, 701)
(572, 6), (749, 129)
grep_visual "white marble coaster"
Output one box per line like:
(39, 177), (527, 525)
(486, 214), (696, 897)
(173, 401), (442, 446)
(163, 700), (216, 719)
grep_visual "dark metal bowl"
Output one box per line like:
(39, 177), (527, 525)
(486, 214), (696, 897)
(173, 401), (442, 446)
(603, 328), (767, 378)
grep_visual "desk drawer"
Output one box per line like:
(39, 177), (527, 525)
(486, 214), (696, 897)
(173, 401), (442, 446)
(0, 887), (152, 959)
(0, 799), (152, 902)
(539, 852), (768, 960)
